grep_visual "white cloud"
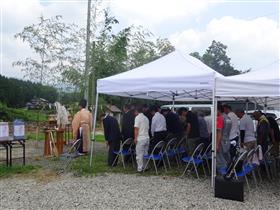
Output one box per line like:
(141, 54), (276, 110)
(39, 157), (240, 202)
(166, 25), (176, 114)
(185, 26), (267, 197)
(169, 16), (279, 70)
(0, 0), (88, 78)
(111, 0), (210, 28)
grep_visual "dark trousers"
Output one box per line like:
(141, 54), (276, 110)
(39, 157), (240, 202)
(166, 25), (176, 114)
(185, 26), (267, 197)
(149, 131), (167, 154)
(108, 141), (120, 166)
(199, 137), (210, 153)
(259, 141), (268, 155)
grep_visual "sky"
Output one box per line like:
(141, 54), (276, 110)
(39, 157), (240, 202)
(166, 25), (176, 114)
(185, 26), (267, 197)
(0, 0), (279, 80)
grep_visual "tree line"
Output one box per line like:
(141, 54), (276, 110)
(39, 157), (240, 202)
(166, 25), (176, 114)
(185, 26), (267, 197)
(0, 75), (58, 107)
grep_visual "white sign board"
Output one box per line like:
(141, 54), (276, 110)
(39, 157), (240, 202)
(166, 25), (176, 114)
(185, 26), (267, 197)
(0, 122), (9, 138)
(14, 125), (25, 137)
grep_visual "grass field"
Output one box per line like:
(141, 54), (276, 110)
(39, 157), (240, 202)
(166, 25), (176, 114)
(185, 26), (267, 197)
(0, 165), (39, 177)
(70, 152), (182, 177)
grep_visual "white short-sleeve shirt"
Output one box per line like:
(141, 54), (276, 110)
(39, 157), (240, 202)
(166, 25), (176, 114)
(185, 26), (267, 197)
(134, 113), (150, 141)
(239, 114), (256, 143)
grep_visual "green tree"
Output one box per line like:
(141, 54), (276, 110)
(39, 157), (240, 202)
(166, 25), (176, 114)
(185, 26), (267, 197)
(190, 40), (249, 76)
(13, 15), (81, 85)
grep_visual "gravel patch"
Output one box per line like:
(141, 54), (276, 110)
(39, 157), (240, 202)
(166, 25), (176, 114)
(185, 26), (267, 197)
(0, 174), (279, 210)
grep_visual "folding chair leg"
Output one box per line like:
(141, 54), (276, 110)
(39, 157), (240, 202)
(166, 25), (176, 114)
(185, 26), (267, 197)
(175, 155), (180, 168)
(166, 155), (171, 169)
(121, 154), (125, 169)
(153, 160), (158, 175)
(201, 163), (207, 178)
(194, 164), (200, 179)
(252, 171), (258, 188)
(205, 159), (210, 174)
(112, 154), (119, 167)
(131, 154), (135, 168)
(257, 167), (262, 182)
(181, 162), (190, 177)
(177, 154), (182, 167)
(264, 162), (272, 181)
(162, 158), (167, 173)
(245, 175), (250, 191)
(143, 159), (150, 171)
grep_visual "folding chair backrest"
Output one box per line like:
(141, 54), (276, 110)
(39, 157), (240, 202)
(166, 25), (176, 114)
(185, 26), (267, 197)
(69, 138), (82, 153)
(165, 138), (177, 150)
(175, 137), (186, 150)
(121, 138), (133, 149)
(203, 143), (212, 157)
(164, 133), (174, 142)
(232, 151), (248, 171)
(254, 145), (262, 153)
(151, 141), (165, 155)
(191, 143), (204, 158)
(263, 145), (273, 159)
(246, 149), (255, 164)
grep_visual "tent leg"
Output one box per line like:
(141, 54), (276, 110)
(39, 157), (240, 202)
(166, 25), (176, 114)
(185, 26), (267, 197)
(90, 92), (99, 167)
(172, 95), (175, 112)
(211, 79), (217, 188)
(211, 99), (217, 188)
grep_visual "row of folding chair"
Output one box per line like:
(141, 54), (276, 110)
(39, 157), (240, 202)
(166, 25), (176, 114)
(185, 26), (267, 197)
(112, 136), (213, 176)
(218, 144), (277, 190)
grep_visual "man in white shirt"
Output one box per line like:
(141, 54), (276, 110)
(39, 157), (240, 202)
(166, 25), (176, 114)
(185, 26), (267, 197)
(150, 105), (167, 152)
(134, 105), (150, 172)
(236, 109), (257, 150)
(223, 104), (240, 159)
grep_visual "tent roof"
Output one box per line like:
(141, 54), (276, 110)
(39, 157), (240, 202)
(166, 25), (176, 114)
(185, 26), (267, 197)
(216, 61), (280, 97)
(97, 50), (223, 101)
(216, 61), (280, 108)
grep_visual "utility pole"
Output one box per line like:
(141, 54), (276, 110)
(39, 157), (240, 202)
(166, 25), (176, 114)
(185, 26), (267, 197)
(83, 0), (92, 103)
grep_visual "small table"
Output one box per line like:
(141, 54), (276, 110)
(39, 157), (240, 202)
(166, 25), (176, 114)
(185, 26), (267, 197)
(0, 136), (25, 166)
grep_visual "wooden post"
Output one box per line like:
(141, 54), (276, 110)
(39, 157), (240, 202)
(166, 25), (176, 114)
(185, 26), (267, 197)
(56, 130), (64, 155)
(44, 130), (51, 156)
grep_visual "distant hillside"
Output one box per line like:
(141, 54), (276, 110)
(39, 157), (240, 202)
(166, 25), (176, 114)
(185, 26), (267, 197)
(0, 103), (48, 122)
(0, 75), (58, 107)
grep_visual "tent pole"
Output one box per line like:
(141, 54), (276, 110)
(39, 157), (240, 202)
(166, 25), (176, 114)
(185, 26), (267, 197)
(172, 95), (175, 112)
(90, 92), (99, 167)
(245, 99), (249, 112)
(264, 97), (268, 113)
(211, 78), (217, 188)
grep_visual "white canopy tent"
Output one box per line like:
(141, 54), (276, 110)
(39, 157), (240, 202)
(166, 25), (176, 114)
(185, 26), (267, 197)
(92, 50), (222, 187)
(90, 50), (279, 187)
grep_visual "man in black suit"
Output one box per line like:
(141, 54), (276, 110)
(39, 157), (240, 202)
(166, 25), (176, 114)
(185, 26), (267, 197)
(101, 113), (121, 166)
(161, 108), (184, 140)
(121, 104), (135, 141)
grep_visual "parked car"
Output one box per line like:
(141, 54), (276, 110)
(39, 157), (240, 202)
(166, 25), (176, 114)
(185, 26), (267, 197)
(246, 110), (280, 119)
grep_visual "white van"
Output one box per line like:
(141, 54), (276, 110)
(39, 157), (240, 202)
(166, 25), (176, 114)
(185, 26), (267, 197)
(161, 104), (212, 113)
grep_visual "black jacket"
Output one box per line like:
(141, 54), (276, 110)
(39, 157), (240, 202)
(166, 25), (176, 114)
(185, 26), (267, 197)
(103, 115), (121, 144)
(121, 110), (135, 140)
